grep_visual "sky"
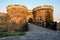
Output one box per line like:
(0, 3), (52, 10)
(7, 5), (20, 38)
(0, 0), (60, 22)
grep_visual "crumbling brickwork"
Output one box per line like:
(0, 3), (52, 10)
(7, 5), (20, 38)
(7, 4), (27, 24)
(33, 5), (53, 26)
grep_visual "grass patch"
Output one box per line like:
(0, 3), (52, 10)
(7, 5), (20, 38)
(57, 29), (60, 31)
(0, 32), (25, 37)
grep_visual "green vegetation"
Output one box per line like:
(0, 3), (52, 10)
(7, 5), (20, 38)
(57, 29), (60, 31)
(0, 20), (28, 37)
(46, 10), (57, 30)
(0, 32), (25, 37)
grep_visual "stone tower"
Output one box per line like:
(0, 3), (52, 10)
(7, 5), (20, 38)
(7, 4), (27, 24)
(33, 5), (53, 26)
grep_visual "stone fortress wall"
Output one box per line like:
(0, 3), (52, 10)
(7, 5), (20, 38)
(0, 4), (53, 31)
(0, 13), (10, 31)
(7, 5), (54, 24)
(33, 5), (53, 26)
(7, 4), (27, 24)
(27, 10), (33, 22)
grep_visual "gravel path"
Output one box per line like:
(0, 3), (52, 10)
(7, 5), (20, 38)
(1, 23), (60, 40)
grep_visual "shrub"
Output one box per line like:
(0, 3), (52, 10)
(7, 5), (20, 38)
(46, 22), (57, 30)
(0, 32), (9, 37)
(0, 20), (28, 32)
(0, 26), (7, 32)
(15, 20), (28, 32)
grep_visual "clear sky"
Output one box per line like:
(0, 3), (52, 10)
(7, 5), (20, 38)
(0, 0), (60, 22)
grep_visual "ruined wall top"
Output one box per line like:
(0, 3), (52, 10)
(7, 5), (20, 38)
(0, 12), (7, 17)
(27, 10), (32, 12)
(27, 10), (32, 15)
(33, 5), (54, 11)
(42, 5), (53, 9)
(7, 4), (27, 10)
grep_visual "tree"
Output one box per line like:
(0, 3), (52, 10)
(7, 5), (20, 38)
(53, 21), (57, 30)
